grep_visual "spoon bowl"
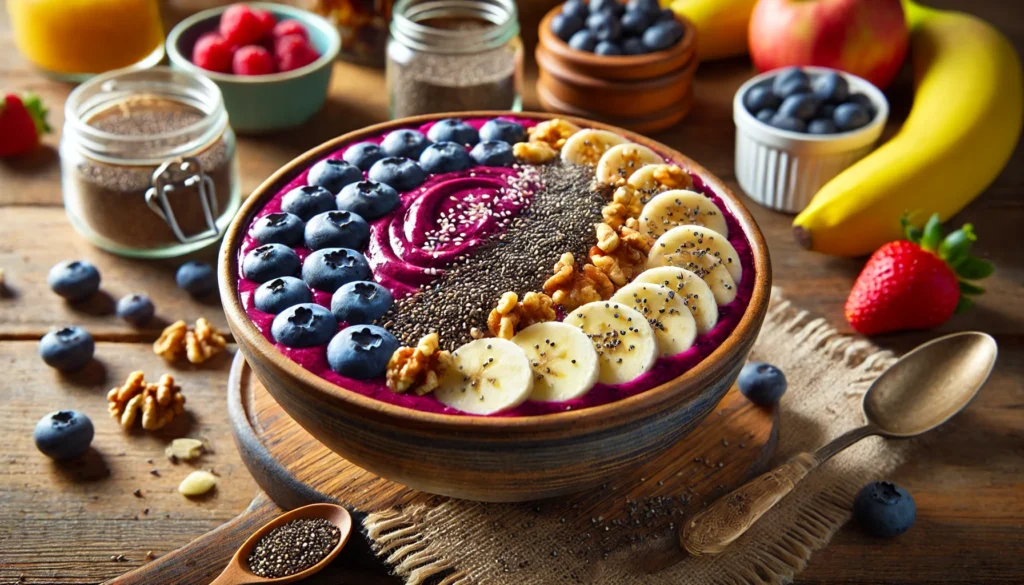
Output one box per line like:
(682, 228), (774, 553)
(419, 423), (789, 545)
(211, 503), (352, 585)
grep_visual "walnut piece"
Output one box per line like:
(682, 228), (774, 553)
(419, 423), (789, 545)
(386, 333), (453, 396)
(165, 438), (205, 461)
(527, 118), (580, 149)
(542, 252), (614, 311)
(601, 186), (646, 230)
(513, 141), (558, 164)
(154, 318), (226, 364)
(652, 164), (694, 190)
(108, 372), (186, 431)
(589, 220), (653, 287)
(486, 291), (557, 339)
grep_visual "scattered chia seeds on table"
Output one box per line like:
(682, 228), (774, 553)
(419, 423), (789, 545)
(247, 517), (340, 579)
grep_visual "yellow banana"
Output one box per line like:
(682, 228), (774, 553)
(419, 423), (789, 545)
(669, 0), (756, 61)
(792, 1), (1023, 257)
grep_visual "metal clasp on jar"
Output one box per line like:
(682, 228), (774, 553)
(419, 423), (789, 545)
(145, 157), (220, 244)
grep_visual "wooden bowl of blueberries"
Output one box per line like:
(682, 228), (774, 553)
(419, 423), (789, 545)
(537, 0), (696, 133)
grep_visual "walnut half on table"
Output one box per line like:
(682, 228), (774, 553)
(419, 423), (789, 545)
(107, 371), (186, 431)
(153, 318), (227, 364)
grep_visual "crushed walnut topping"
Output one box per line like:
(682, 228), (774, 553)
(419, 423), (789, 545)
(486, 291), (557, 339)
(527, 118), (580, 149)
(589, 219), (653, 287)
(513, 141), (558, 164)
(386, 333), (453, 395)
(542, 252), (614, 311)
(154, 318), (226, 364)
(107, 371), (186, 431)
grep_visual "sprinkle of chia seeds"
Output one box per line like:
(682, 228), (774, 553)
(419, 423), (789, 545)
(247, 517), (341, 579)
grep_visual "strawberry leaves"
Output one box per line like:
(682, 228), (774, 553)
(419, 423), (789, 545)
(902, 212), (993, 304)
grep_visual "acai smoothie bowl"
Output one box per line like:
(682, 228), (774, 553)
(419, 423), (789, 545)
(219, 112), (770, 501)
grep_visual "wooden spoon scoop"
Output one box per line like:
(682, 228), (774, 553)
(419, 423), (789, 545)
(210, 503), (352, 585)
(680, 331), (997, 557)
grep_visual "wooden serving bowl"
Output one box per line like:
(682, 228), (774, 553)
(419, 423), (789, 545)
(218, 112), (772, 503)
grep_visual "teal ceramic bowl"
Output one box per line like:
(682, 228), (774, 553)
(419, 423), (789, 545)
(166, 2), (340, 134)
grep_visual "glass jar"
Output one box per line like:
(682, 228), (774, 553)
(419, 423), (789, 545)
(61, 67), (241, 259)
(386, 0), (523, 118)
(307, 0), (393, 67)
(7, 0), (164, 82)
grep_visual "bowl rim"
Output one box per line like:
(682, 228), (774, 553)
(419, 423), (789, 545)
(535, 44), (697, 91)
(218, 111), (772, 434)
(733, 66), (891, 150)
(537, 5), (695, 68)
(166, 1), (342, 84)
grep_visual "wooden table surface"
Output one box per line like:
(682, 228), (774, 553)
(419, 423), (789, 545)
(1, 1), (1021, 584)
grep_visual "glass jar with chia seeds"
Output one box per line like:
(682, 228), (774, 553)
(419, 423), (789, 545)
(60, 67), (240, 259)
(386, 0), (523, 118)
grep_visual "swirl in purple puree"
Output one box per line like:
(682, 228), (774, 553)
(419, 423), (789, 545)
(237, 117), (755, 417)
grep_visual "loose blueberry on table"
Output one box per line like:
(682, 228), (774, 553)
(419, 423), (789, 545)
(738, 362), (787, 406)
(553, 0), (685, 56)
(116, 294), (156, 326)
(176, 260), (217, 297)
(48, 260), (101, 302)
(33, 410), (94, 460)
(854, 481), (917, 537)
(237, 116), (755, 416)
(39, 326), (95, 372)
(744, 67), (875, 135)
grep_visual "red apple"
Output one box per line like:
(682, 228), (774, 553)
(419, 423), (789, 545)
(748, 0), (909, 90)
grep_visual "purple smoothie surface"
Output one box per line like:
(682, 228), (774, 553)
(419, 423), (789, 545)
(237, 117), (755, 417)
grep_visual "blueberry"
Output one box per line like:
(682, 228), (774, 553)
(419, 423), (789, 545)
(854, 481), (916, 537)
(807, 118), (838, 134)
(331, 280), (393, 324)
(47, 260), (100, 302)
(620, 10), (651, 37)
(270, 303), (337, 348)
(304, 210), (370, 251)
(769, 113), (807, 133)
(738, 362), (788, 405)
(281, 185), (336, 221)
(834, 102), (871, 131)
(254, 276), (313, 314)
(589, 0), (624, 16)
(568, 29), (597, 52)
(777, 93), (821, 121)
(551, 13), (584, 42)
(175, 260), (217, 296)
(302, 248), (371, 293)
(380, 129), (431, 159)
(479, 119), (527, 144)
(812, 71), (850, 104)
(39, 327), (95, 372)
(642, 20), (683, 51)
(772, 67), (811, 99)
(419, 141), (474, 174)
(252, 212), (305, 246)
(626, 0), (661, 15)
(846, 93), (876, 117)
(561, 0), (588, 20)
(818, 103), (837, 121)
(336, 180), (400, 220)
(342, 142), (386, 171)
(307, 158), (362, 194)
(622, 37), (647, 55)
(116, 294), (155, 326)
(326, 325), (399, 380)
(367, 157), (426, 192)
(34, 410), (94, 460)
(426, 118), (480, 146)
(242, 243), (301, 283)
(595, 41), (623, 55)
(755, 108), (776, 123)
(744, 84), (781, 114)
(586, 12), (621, 42)
(470, 141), (515, 167)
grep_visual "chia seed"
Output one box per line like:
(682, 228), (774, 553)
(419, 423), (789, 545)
(247, 518), (341, 579)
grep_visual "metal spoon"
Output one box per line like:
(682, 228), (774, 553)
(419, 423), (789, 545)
(210, 503), (352, 585)
(680, 331), (997, 557)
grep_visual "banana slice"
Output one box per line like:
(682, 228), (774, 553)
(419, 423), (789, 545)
(435, 338), (533, 415)
(511, 322), (600, 402)
(634, 266), (719, 334)
(638, 189), (729, 240)
(560, 129), (628, 166)
(595, 143), (664, 185)
(627, 164), (694, 202)
(611, 282), (697, 357)
(647, 225), (743, 305)
(564, 301), (658, 385)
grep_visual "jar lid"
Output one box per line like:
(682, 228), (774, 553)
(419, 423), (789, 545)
(391, 0), (519, 54)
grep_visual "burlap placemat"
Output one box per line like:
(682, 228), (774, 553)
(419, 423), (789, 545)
(364, 288), (914, 584)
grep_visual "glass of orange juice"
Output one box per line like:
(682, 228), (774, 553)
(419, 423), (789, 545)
(8, 0), (165, 81)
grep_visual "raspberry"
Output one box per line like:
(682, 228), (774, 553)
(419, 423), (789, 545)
(232, 45), (275, 76)
(252, 9), (277, 39)
(192, 33), (233, 73)
(275, 35), (320, 72)
(219, 4), (264, 46)
(272, 19), (308, 41)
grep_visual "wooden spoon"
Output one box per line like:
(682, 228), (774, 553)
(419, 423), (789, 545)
(210, 503), (352, 585)
(680, 331), (998, 557)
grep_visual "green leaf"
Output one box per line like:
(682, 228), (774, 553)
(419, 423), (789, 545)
(901, 215), (923, 243)
(920, 213), (944, 251)
(959, 281), (985, 295)
(955, 296), (974, 314)
(21, 93), (51, 135)
(956, 256), (995, 280)
(938, 223), (976, 267)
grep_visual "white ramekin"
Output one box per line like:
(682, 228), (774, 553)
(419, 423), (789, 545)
(733, 66), (889, 214)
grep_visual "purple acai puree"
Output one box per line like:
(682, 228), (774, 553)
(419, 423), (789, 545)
(237, 117), (755, 417)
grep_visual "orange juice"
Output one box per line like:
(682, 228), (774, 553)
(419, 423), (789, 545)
(8, 0), (165, 79)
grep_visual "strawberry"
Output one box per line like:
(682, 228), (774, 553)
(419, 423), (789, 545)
(845, 214), (994, 336)
(0, 93), (50, 158)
